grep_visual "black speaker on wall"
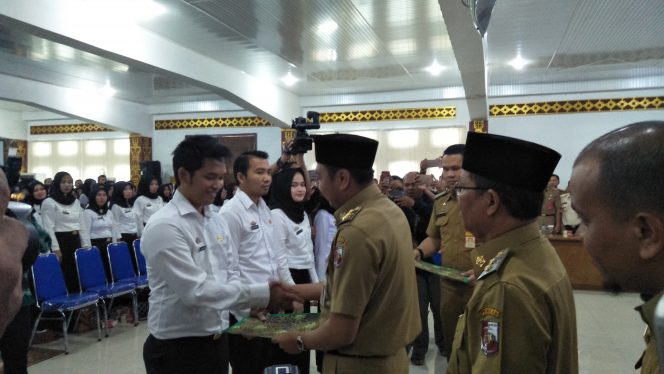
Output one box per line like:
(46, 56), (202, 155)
(5, 156), (22, 186)
(140, 160), (161, 178)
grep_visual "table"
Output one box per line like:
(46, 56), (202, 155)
(547, 235), (604, 290)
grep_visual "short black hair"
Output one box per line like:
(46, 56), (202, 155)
(469, 172), (543, 221)
(575, 120), (664, 219)
(172, 135), (232, 185)
(551, 174), (560, 181)
(444, 144), (465, 156)
(324, 165), (374, 186)
(233, 150), (268, 182)
(389, 175), (403, 182)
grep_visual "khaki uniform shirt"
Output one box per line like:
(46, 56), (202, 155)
(426, 190), (473, 271)
(635, 291), (663, 373)
(541, 187), (561, 216)
(321, 184), (420, 365)
(448, 222), (578, 374)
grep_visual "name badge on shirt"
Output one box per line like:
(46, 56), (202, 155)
(250, 221), (259, 230)
(198, 245), (207, 252)
(123, 209), (132, 213)
(146, 204), (152, 207)
(294, 226), (303, 235)
(465, 231), (476, 249)
(63, 211), (69, 215)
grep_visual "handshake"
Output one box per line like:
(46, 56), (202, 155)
(251, 281), (304, 320)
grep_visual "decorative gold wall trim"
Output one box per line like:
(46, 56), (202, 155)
(490, 97), (664, 117)
(155, 117), (271, 130)
(130, 135), (152, 186)
(30, 123), (113, 135)
(319, 107), (456, 123)
(15, 140), (28, 173)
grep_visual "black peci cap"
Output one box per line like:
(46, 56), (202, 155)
(314, 134), (378, 169)
(463, 132), (561, 192)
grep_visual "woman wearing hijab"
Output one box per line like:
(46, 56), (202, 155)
(78, 178), (96, 208)
(157, 183), (172, 203)
(41, 171), (83, 292)
(110, 181), (139, 247)
(26, 181), (48, 228)
(80, 185), (118, 282)
(133, 175), (163, 237)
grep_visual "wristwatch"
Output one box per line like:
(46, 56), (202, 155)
(296, 335), (306, 352)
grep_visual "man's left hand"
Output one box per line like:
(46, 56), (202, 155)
(272, 331), (301, 354)
(395, 195), (415, 208)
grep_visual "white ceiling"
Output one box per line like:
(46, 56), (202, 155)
(0, 0), (662, 132)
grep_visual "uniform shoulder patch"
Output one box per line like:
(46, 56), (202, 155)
(477, 249), (511, 280)
(338, 206), (362, 225)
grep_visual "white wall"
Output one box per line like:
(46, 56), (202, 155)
(151, 126), (283, 181)
(0, 109), (27, 140)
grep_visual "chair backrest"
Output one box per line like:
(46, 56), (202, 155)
(31, 253), (70, 303)
(108, 241), (136, 281)
(75, 246), (108, 290)
(133, 239), (147, 276)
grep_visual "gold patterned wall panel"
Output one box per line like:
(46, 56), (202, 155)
(469, 120), (488, 133)
(30, 123), (113, 135)
(15, 140), (27, 173)
(130, 135), (152, 185)
(489, 97), (664, 117)
(319, 107), (456, 123)
(155, 117), (271, 130)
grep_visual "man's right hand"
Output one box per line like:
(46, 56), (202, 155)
(267, 281), (303, 313)
(413, 248), (422, 261)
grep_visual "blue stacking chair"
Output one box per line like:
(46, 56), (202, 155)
(133, 239), (147, 276)
(108, 241), (148, 289)
(75, 246), (138, 335)
(29, 253), (103, 354)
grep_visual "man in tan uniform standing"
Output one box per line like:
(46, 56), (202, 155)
(413, 144), (476, 360)
(570, 121), (663, 373)
(274, 133), (421, 373)
(448, 132), (578, 373)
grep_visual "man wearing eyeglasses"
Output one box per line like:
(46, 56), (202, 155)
(447, 132), (577, 373)
(412, 144), (477, 362)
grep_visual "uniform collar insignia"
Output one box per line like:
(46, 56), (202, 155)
(477, 249), (511, 280)
(339, 206), (362, 224)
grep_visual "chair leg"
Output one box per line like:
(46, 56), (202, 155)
(132, 291), (139, 326)
(94, 302), (102, 341)
(61, 310), (70, 354)
(100, 298), (109, 337)
(28, 310), (44, 348)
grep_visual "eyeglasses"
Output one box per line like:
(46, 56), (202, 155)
(454, 184), (489, 196)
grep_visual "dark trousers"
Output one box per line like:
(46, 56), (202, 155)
(411, 269), (443, 359)
(120, 233), (139, 274)
(0, 305), (32, 374)
(91, 237), (113, 283)
(55, 231), (81, 293)
(143, 333), (229, 374)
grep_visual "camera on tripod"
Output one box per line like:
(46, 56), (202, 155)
(288, 111), (320, 154)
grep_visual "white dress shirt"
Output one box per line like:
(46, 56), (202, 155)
(314, 209), (337, 280)
(41, 197), (83, 251)
(134, 195), (164, 236)
(32, 204), (45, 229)
(79, 209), (119, 247)
(271, 209), (319, 283)
(218, 190), (294, 317)
(142, 190), (269, 339)
(111, 204), (139, 235)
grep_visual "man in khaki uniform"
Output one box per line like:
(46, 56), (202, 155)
(539, 175), (562, 234)
(413, 144), (476, 360)
(274, 134), (420, 373)
(570, 121), (664, 373)
(448, 132), (578, 373)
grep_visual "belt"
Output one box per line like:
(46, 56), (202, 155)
(151, 333), (224, 342)
(540, 214), (555, 217)
(328, 350), (389, 359)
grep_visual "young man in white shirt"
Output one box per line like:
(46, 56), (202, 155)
(219, 150), (296, 374)
(141, 137), (299, 374)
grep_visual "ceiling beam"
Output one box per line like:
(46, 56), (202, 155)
(438, 0), (488, 121)
(0, 0), (301, 128)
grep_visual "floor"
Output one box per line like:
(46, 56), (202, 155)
(23, 290), (646, 373)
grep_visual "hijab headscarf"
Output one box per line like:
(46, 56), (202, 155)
(269, 168), (306, 224)
(137, 175), (160, 199)
(110, 181), (135, 208)
(49, 171), (77, 205)
(86, 185), (109, 215)
(26, 180), (47, 207)
(158, 183), (172, 203)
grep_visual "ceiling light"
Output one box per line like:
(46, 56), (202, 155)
(317, 20), (338, 35)
(98, 82), (116, 97)
(281, 72), (299, 87)
(508, 55), (530, 70)
(424, 60), (446, 76)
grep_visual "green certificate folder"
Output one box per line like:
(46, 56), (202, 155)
(226, 313), (320, 339)
(414, 260), (470, 284)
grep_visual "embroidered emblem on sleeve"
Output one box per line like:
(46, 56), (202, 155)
(480, 321), (499, 356)
(333, 236), (345, 268)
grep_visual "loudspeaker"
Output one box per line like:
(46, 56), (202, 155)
(5, 156), (22, 186)
(140, 160), (161, 178)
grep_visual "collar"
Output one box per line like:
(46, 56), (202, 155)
(171, 190), (209, 217)
(334, 184), (382, 222)
(472, 222), (541, 274)
(235, 189), (266, 211)
(635, 290), (664, 332)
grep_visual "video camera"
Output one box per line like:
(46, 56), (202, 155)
(289, 111), (321, 154)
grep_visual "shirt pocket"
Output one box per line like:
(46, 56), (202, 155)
(434, 213), (449, 228)
(192, 245), (212, 274)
